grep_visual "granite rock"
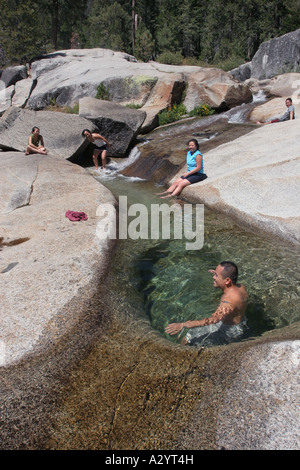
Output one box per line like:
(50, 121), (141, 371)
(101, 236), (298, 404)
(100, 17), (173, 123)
(0, 152), (116, 366)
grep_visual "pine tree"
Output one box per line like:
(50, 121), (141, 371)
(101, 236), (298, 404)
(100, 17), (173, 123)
(83, 0), (131, 51)
(0, 0), (48, 64)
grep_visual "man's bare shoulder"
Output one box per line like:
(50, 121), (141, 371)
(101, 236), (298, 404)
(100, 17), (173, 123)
(237, 283), (248, 300)
(221, 284), (248, 304)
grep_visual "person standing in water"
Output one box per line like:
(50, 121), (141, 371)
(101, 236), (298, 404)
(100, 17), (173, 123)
(158, 138), (207, 198)
(82, 129), (110, 170)
(25, 127), (47, 155)
(165, 261), (248, 346)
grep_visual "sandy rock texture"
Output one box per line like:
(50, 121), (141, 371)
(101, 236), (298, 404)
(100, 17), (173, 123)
(0, 152), (116, 366)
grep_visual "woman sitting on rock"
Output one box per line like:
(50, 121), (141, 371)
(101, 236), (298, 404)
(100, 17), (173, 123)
(158, 138), (207, 198)
(25, 127), (47, 155)
(82, 129), (110, 170)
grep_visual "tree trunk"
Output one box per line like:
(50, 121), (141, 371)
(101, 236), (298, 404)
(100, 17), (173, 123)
(132, 0), (135, 54)
(52, 0), (59, 50)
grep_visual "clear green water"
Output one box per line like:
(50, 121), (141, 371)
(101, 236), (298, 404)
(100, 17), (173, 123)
(94, 174), (300, 345)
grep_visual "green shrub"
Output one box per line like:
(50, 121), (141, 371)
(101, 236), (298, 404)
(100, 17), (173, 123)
(96, 82), (110, 100)
(212, 55), (245, 72)
(125, 103), (142, 109)
(158, 103), (187, 126)
(64, 103), (79, 114)
(188, 104), (215, 117)
(156, 51), (183, 65)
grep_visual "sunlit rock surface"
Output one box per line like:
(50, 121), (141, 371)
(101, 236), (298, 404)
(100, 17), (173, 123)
(0, 152), (116, 366)
(181, 119), (300, 246)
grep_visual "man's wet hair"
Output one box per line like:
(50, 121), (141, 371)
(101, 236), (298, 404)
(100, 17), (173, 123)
(220, 261), (238, 284)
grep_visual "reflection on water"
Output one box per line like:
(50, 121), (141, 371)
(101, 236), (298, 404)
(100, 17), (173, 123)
(94, 173), (300, 347)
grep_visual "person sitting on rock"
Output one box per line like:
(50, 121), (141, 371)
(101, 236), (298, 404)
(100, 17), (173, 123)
(256, 97), (295, 124)
(157, 138), (207, 198)
(25, 127), (47, 155)
(165, 261), (249, 347)
(82, 129), (110, 170)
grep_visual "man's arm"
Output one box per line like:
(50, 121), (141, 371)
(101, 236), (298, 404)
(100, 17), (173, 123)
(165, 301), (234, 336)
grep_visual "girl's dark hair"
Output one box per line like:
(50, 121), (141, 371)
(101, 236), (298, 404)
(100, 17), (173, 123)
(188, 138), (199, 150)
(82, 129), (91, 137)
(32, 127), (39, 132)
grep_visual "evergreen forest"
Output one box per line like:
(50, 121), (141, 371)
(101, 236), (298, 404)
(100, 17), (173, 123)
(1, 0), (300, 70)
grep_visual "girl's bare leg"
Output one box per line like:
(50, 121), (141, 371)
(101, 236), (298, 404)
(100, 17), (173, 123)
(101, 150), (107, 169)
(160, 179), (191, 198)
(93, 150), (100, 169)
(26, 145), (47, 155)
(156, 179), (182, 195)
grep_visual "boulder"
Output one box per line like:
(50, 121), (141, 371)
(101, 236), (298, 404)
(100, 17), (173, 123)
(0, 65), (27, 87)
(12, 78), (36, 108)
(183, 68), (252, 112)
(141, 76), (186, 133)
(0, 85), (14, 114)
(0, 152), (116, 366)
(245, 72), (300, 100)
(78, 97), (146, 157)
(177, 120), (300, 246)
(24, 49), (252, 116)
(0, 107), (93, 159)
(98, 75), (158, 106)
(251, 29), (300, 79)
(26, 49), (157, 110)
(229, 62), (252, 82)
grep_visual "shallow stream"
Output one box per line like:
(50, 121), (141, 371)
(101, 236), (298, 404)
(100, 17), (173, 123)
(91, 107), (300, 346)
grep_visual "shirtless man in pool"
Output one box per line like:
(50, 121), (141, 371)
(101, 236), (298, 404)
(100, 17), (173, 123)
(165, 261), (248, 344)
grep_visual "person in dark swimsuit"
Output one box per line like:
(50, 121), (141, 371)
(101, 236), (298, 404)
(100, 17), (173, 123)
(82, 129), (110, 170)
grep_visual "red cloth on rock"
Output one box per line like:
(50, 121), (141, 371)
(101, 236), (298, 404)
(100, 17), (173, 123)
(65, 210), (88, 221)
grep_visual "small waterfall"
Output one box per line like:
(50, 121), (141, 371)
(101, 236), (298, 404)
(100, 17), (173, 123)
(110, 146), (141, 171)
(252, 90), (267, 103)
(226, 91), (267, 123)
